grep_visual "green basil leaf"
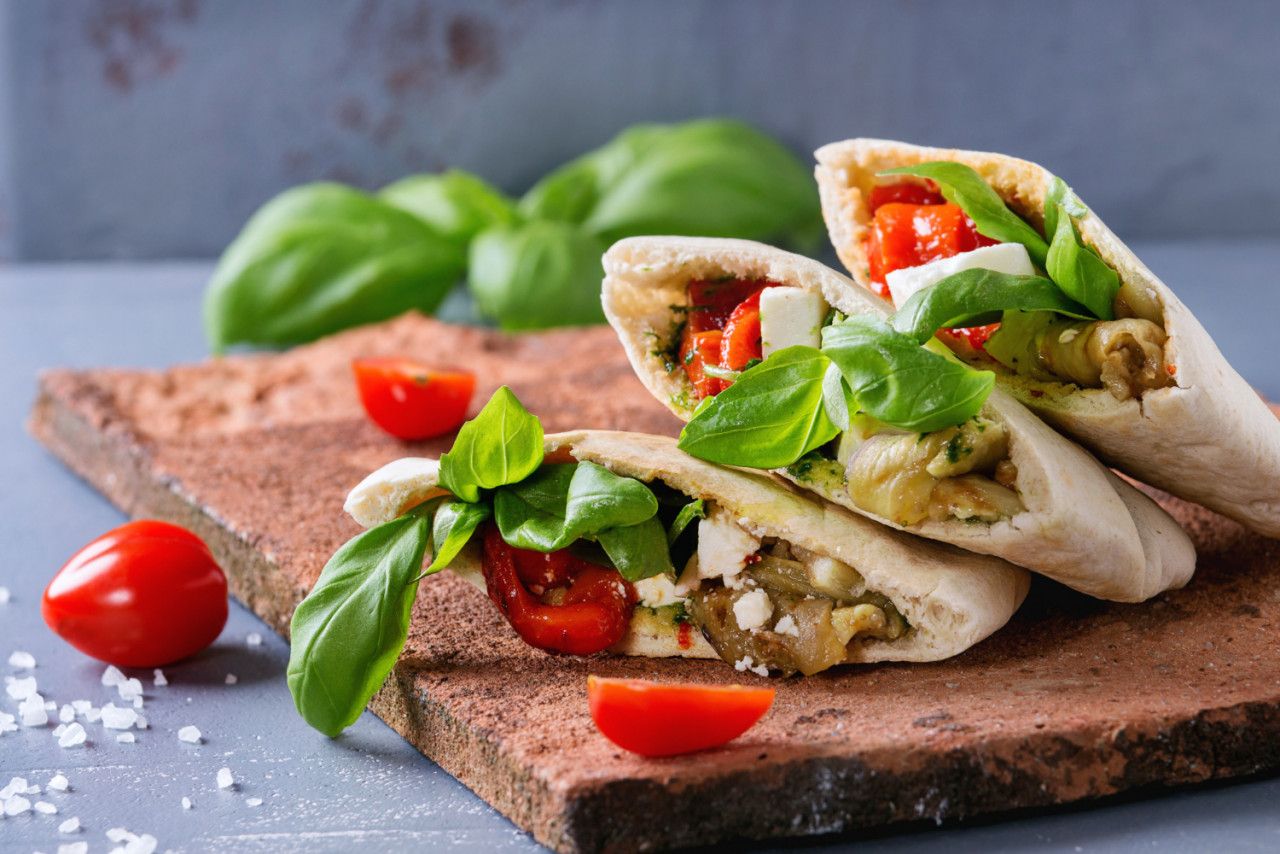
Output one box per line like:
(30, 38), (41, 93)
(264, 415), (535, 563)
(439, 386), (544, 503)
(890, 269), (1097, 343)
(1042, 175), (1089, 240)
(562, 462), (659, 541)
(422, 499), (491, 575)
(468, 221), (608, 330)
(880, 162), (1049, 268)
(286, 509), (431, 737)
(204, 183), (466, 353)
(821, 362), (855, 432)
(493, 464), (575, 551)
(666, 499), (706, 547)
(596, 516), (674, 582)
(379, 170), (517, 244)
(822, 316), (994, 433)
(677, 346), (838, 469)
(1045, 205), (1120, 321)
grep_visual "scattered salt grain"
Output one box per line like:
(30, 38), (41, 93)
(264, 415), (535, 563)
(135, 714), (148, 730)
(35, 800), (58, 814)
(101, 703), (138, 730)
(216, 767), (233, 789)
(6, 675), (37, 699)
(224, 674), (237, 685)
(0, 712), (16, 733)
(58, 723), (87, 748)
(59, 816), (81, 833)
(124, 834), (158, 854)
(132, 694), (145, 709)
(152, 669), (167, 687)
(21, 692), (50, 726)
(8, 650), (35, 668)
(0, 586), (9, 603)
(246, 797), (263, 807)
(46, 699), (57, 710)
(117, 732), (136, 744)
(181, 796), (192, 810)
(1, 777), (27, 799)
(247, 632), (263, 646)
(4, 794), (31, 815)
(101, 665), (126, 687)
(48, 774), (69, 791)
(117, 677), (144, 701)
(26, 783), (41, 794)
(84, 707), (102, 723)
(53, 723), (68, 737)
(59, 704), (76, 723)
(59, 843), (89, 854)
(106, 827), (135, 843)
(177, 726), (201, 744)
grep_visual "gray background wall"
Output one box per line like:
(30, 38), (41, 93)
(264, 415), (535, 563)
(2, 0), (1278, 261)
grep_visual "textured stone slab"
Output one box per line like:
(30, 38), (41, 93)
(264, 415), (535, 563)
(27, 313), (1280, 853)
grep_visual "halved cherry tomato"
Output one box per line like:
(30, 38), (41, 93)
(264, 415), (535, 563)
(719, 292), (764, 372)
(866, 202), (998, 294)
(679, 325), (724, 399)
(481, 525), (636, 656)
(352, 357), (475, 441)
(42, 520), (229, 667)
(868, 182), (944, 212)
(587, 676), (775, 757)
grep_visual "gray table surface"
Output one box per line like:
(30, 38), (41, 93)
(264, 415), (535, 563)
(2, 243), (1279, 853)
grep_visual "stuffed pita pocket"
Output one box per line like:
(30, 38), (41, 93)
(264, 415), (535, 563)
(602, 236), (1194, 602)
(287, 388), (1028, 736)
(814, 138), (1280, 538)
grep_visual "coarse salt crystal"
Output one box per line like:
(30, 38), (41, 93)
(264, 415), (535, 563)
(106, 827), (135, 843)
(132, 695), (145, 709)
(45, 699), (57, 710)
(84, 707), (102, 723)
(225, 674), (237, 685)
(59, 704), (76, 723)
(118, 677), (144, 701)
(25, 783), (40, 794)
(247, 633), (263, 646)
(152, 669), (167, 687)
(59, 842), (89, 854)
(0, 712), (17, 733)
(71, 700), (92, 713)
(101, 703), (138, 730)
(117, 732), (136, 744)
(124, 834), (158, 854)
(101, 665), (126, 687)
(181, 796), (192, 810)
(5, 794), (31, 815)
(8, 650), (36, 668)
(58, 723), (87, 748)
(52, 723), (68, 737)
(35, 800), (58, 814)
(0, 586), (9, 603)
(135, 714), (148, 730)
(1, 777), (27, 799)
(21, 693), (50, 726)
(246, 797), (263, 807)
(178, 726), (201, 744)
(59, 816), (81, 833)
(6, 675), (37, 699)
(48, 774), (69, 791)
(216, 767), (233, 789)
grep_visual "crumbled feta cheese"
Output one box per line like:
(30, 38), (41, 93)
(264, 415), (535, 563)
(696, 504), (761, 587)
(732, 589), (774, 632)
(760, 286), (828, 357)
(633, 576), (685, 608)
(773, 614), (800, 637)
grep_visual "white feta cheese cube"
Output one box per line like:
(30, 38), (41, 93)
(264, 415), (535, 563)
(732, 589), (774, 632)
(696, 504), (761, 586)
(760, 287), (828, 357)
(885, 243), (1035, 308)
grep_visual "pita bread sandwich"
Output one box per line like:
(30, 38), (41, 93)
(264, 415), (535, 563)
(602, 236), (1194, 602)
(287, 388), (1029, 736)
(814, 138), (1280, 538)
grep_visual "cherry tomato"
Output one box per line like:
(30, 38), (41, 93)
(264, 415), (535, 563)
(352, 357), (475, 441)
(587, 676), (775, 757)
(718, 291), (764, 373)
(481, 525), (636, 656)
(865, 202), (997, 294)
(42, 520), (229, 667)
(868, 182), (944, 212)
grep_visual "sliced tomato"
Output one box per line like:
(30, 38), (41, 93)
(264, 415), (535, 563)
(866, 202), (998, 295)
(718, 292), (764, 372)
(868, 182), (944, 212)
(937, 323), (1000, 356)
(587, 676), (775, 757)
(352, 357), (475, 441)
(679, 325), (724, 399)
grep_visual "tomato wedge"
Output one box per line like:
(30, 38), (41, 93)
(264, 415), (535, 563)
(587, 676), (775, 757)
(352, 357), (475, 441)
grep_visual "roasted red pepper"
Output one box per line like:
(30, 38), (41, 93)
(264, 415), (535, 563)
(681, 279), (780, 399)
(868, 183), (944, 212)
(866, 202), (998, 294)
(718, 291), (764, 371)
(481, 524), (636, 656)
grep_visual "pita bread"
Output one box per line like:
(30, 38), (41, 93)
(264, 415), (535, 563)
(815, 138), (1280, 538)
(602, 236), (1195, 601)
(345, 431), (1030, 666)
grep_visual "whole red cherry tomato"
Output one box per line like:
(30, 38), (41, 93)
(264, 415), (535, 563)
(42, 520), (229, 667)
(587, 676), (775, 756)
(352, 357), (476, 441)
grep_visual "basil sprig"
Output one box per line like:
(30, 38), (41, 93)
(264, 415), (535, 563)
(890, 269), (1094, 343)
(439, 386), (544, 503)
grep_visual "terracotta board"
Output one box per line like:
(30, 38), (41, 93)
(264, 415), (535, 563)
(27, 314), (1280, 854)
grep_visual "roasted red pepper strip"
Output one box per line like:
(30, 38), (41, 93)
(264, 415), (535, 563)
(868, 183), (944, 212)
(481, 525), (636, 656)
(686, 279), (767, 335)
(719, 292), (764, 372)
(866, 202), (997, 294)
(679, 326), (724, 399)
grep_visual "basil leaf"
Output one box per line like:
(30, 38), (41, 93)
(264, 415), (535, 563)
(891, 269), (1096, 342)
(1042, 176), (1089, 241)
(821, 362), (855, 432)
(422, 499), (491, 575)
(666, 499), (706, 547)
(439, 386), (544, 503)
(822, 316), (994, 433)
(677, 346), (839, 469)
(562, 462), (659, 541)
(493, 464), (575, 551)
(204, 183), (466, 353)
(880, 162), (1049, 268)
(519, 124), (669, 224)
(468, 221), (609, 330)
(1045, 205), (1120, 321)
(379, 170), (517, 245)
(597, 516), (674, 582)
(286, 509), (431, 737)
